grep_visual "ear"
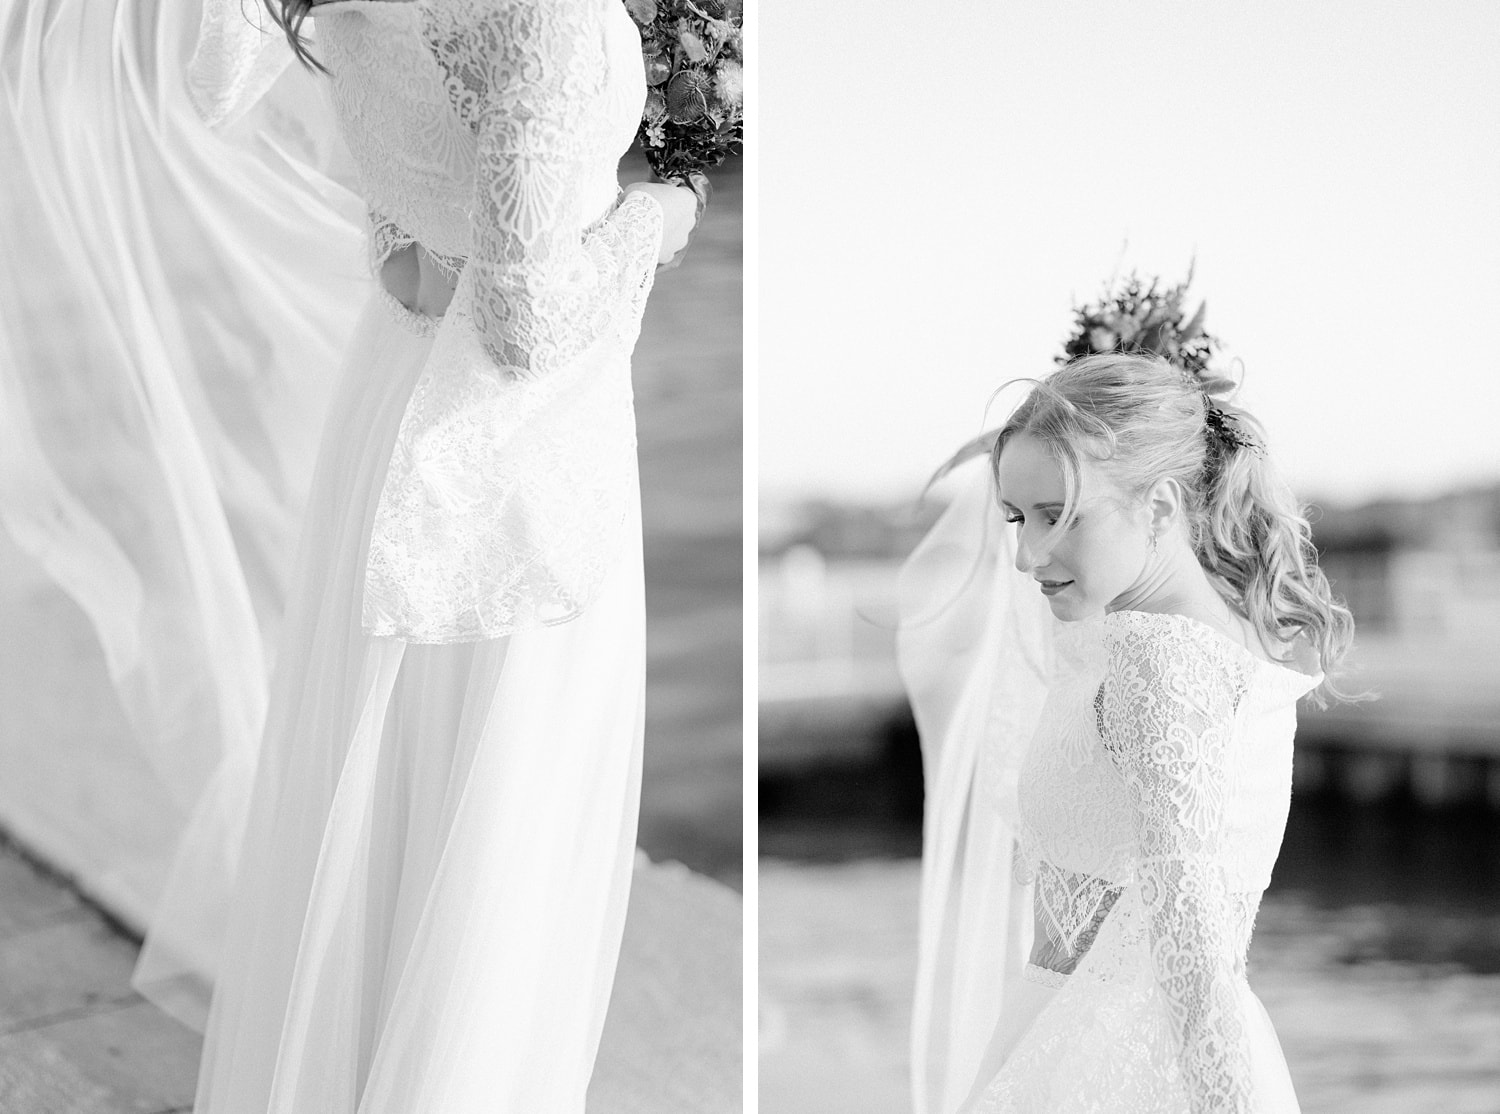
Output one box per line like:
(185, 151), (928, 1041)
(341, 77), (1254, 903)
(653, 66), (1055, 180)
(1144, 476), (1183, 538)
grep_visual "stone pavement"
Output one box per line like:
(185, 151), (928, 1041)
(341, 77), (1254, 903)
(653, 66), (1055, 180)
(0, 838), (199, 1113)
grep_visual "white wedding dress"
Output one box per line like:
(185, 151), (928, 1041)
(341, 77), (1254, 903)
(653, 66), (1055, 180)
(2, 0), (737, 1106)
(120, 0), (725, 1111)
(901, 461), (1320, 1114)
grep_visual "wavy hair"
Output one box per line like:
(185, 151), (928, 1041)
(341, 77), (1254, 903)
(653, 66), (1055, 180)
(262, 0), (328, 75)
(943, 353), (1356, 706)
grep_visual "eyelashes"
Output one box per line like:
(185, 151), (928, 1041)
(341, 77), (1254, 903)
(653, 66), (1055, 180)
(1003, 513), (1072, 528)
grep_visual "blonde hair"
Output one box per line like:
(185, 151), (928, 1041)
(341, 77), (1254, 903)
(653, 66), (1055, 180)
(984, 352), (1355, 705)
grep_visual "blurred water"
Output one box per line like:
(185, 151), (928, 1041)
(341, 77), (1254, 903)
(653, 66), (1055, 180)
(629, 153), (743, 885)
(761, 779), (1500, 1113)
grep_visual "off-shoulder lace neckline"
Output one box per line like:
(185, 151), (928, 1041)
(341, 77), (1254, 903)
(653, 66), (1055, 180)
(1104, 609), (1323, 683)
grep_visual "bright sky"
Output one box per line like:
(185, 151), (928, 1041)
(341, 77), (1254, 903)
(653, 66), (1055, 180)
(759, 0), (1500, 508)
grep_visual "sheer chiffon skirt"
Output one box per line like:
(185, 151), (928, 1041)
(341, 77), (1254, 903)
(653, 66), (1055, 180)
(973, 889), (1301, 1114)
(190, 296), (646, 1113)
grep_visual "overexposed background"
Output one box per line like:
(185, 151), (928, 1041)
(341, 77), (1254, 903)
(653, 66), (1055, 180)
(761, 0), (1500, 506)
(759, 3), (1500, 1113)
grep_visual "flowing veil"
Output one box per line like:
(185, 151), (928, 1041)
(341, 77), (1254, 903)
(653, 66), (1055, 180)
(0, 0), (366, 975)
(897, 456), (1056, 1114)
(1, 8), (739, 1103)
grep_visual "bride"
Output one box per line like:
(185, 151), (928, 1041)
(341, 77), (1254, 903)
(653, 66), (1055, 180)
(902, 353), (1353, 1113)
(131, 0), (704, 1110)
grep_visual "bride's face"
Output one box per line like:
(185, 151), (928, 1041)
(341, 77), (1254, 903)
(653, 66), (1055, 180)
(995, 432), (1151, 621)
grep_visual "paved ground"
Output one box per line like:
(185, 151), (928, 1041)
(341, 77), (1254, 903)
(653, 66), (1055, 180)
(0, 153), (741, 1111)
(0, 840), (200, 1114)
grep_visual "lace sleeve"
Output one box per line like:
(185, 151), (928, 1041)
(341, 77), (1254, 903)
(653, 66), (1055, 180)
(188, 0), (293, 129)
(1099, 617), (1252, 1114)
(367, 210), (465, 281)
(368, 210), (414, 270)
(465, 0), (664, 380)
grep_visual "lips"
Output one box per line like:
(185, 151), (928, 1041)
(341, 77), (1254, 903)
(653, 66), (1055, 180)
(1038, 579), (1073, 596)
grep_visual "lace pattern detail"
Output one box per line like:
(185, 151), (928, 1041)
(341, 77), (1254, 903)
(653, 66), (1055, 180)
(307, 0), (662, 641)
(361, 267), (642, 641)
(1014, 618), (1135, 975)
(1031, 861), (1122, 974)
(455, 0), (657, 379)
(1096, 614), (1254, 1113)
(976, 887), (1187, 1113)
(368, 210), (467, 333)
(369, 210), (417, 271)
(188, 0), (291, 129)
(318, 1), (477, 257)
(361, 188), (659, 641)
(1227, 891), (1261, 978)
(369, 209), (465, 278)
(377, 288), (441, 337)
(975, 613), (1324, 1111)
(1022, 963), (1067, 989)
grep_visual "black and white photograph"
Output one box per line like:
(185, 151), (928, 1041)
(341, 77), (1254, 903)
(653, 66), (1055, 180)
(0, 0), (741, 1109)
(9, 0), (1500, 1111)
(760, 3), (1500, 1113)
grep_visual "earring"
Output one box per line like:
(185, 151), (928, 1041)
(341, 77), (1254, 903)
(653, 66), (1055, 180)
(1149, 531), (1159, 556)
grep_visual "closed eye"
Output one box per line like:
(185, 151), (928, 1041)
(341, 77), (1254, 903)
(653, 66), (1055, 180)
(1005, 512), (1061, 527)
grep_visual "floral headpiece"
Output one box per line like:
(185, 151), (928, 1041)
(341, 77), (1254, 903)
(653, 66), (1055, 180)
(1059, 267), (1265, 459)
(1202, 400), (1263, 458)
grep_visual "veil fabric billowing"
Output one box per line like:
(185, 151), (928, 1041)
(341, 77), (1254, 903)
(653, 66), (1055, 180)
(1, 0), (363, 972)
(2, 12), (744, 1098)
(897, 456), (1056, 1114)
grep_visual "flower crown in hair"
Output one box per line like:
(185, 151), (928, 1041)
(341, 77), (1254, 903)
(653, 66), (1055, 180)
(1203, 400), (1263, 457)
(1058, 266), (1264, 458)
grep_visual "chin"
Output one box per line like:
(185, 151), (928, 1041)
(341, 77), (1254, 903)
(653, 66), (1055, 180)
(1040, 581), (1110, 622)
(1044, 593), (1090, 622)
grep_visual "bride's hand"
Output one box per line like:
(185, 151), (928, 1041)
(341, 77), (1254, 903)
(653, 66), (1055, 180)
(623, 178), (702, 267)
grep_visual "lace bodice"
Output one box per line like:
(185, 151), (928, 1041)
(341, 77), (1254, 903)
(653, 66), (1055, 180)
(315, 0), (656, 368)
(1011, 610), (1321, 1113)
(189, 0), (666, 641)
(313, 0), (657, 372)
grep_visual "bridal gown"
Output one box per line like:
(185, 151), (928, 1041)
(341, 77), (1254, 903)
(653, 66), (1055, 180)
(970, 611), (1319, 1113)
(901, 464), (1319, 1114)
(130, 0), (713, 1110)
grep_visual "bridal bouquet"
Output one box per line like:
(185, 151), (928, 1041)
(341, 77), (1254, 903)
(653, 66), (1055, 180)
(623, 0), (744, 186)
(1060, 267), (1222, 381)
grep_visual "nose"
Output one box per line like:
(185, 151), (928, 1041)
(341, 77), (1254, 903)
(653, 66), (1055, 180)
(1013, 528), (1036, 575)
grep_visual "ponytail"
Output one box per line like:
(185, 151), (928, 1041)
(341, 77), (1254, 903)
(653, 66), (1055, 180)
(1196, 411), (1357, 706)
(972, 354), (1359, 705)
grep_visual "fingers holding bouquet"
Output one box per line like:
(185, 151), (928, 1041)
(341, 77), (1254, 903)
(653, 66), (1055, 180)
(623, 178), (702, 265)
(623, 0), (742, 269)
